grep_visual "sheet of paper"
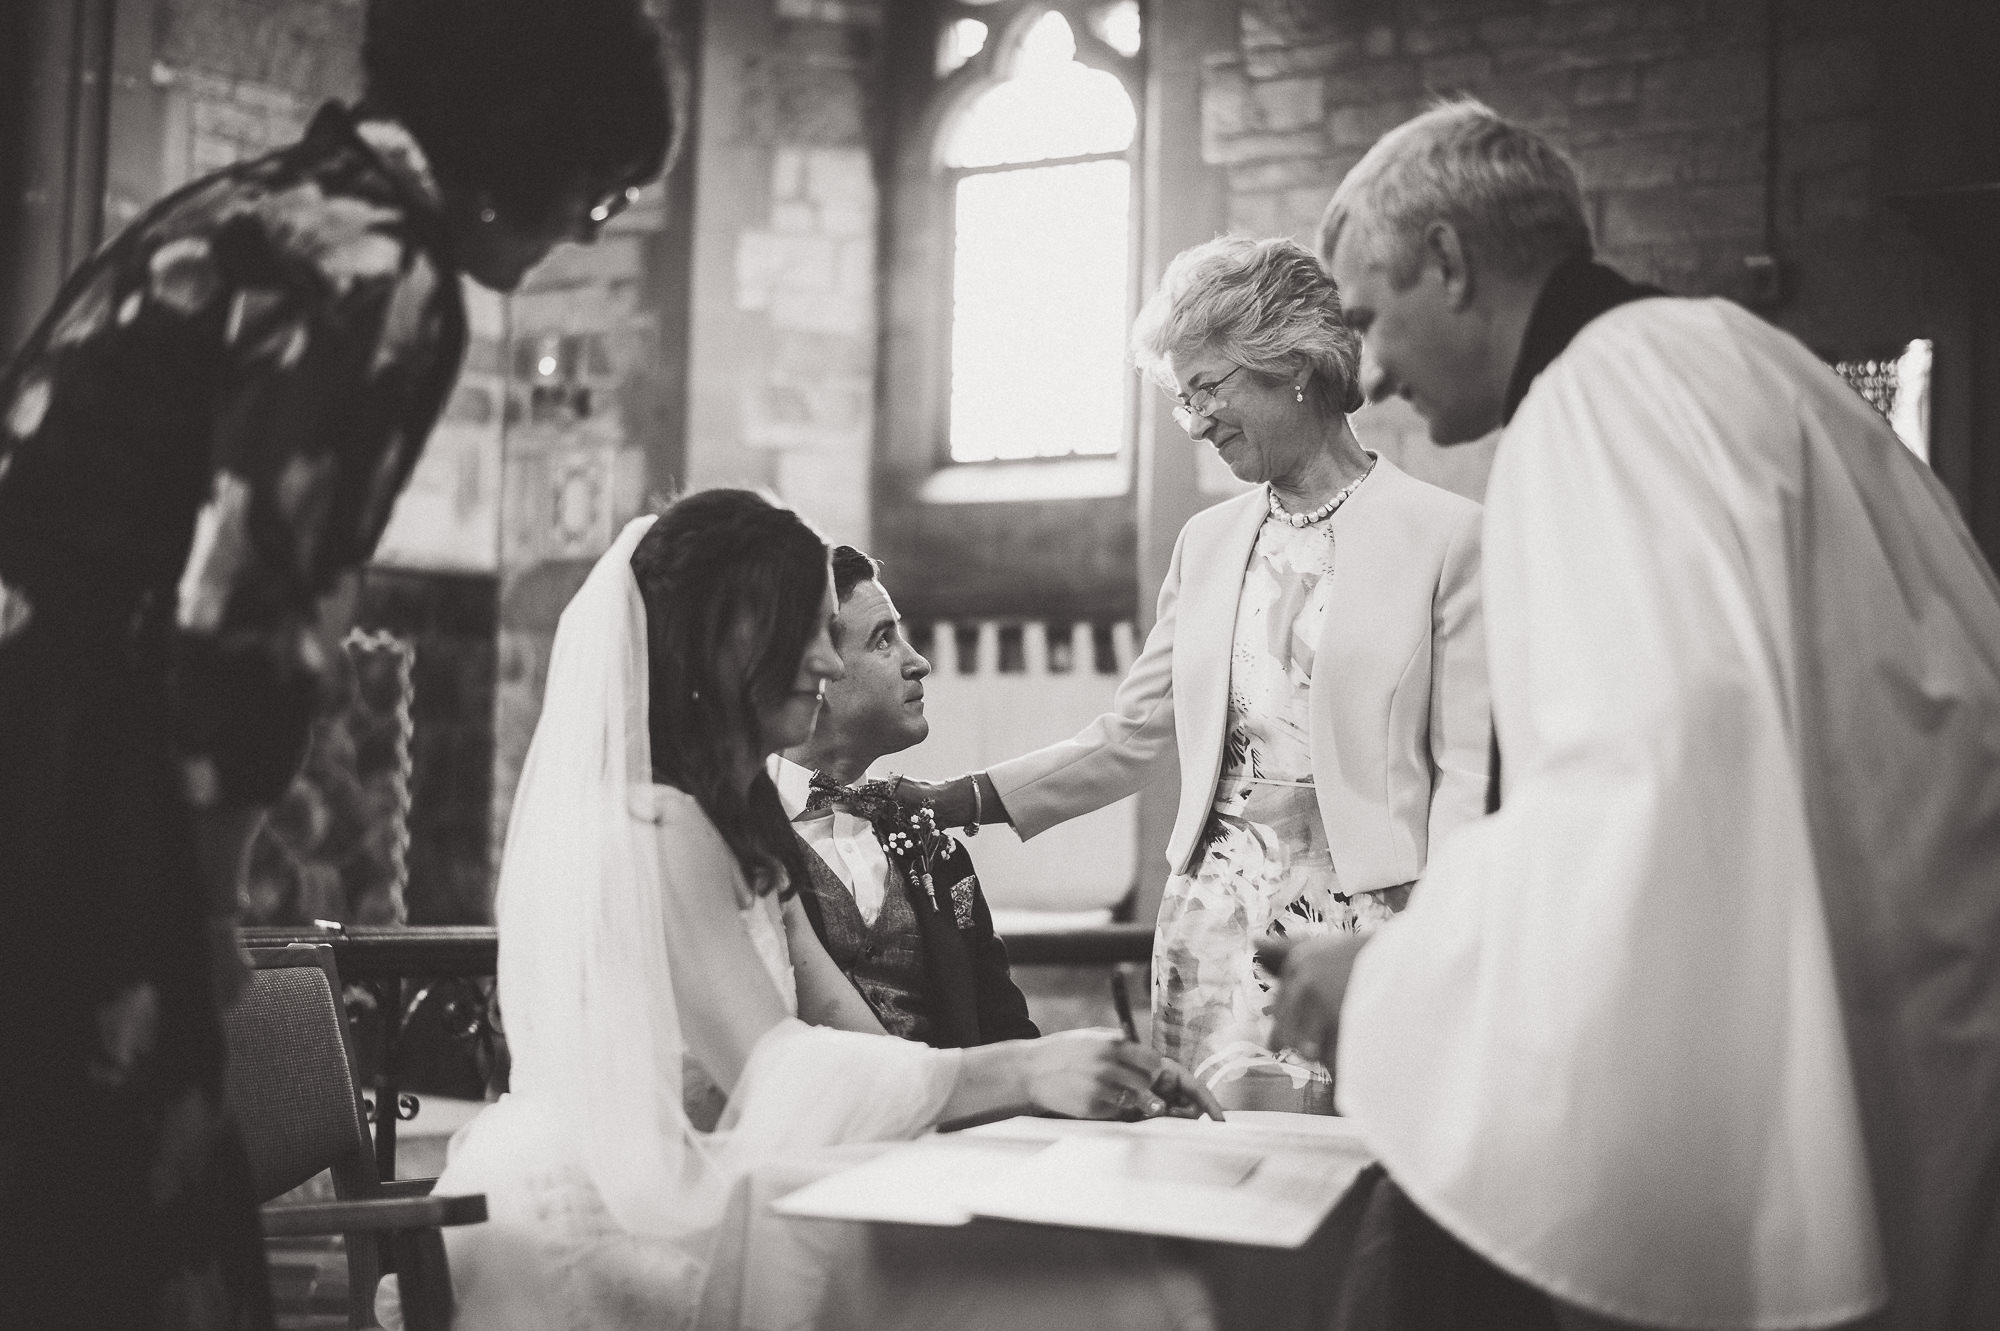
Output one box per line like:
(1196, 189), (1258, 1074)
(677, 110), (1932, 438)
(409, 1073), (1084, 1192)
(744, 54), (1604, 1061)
(958, 1116), (1145, 1145)
(1202, 1108), (1369, 1139)
(783, 1115), (1373, 1248)
(1133, 1108), (1371, 1153)
(966, 1109), (1369, 1155)
(967, 1130), (1370, 1248)
(771, 1136), (1042, 1227)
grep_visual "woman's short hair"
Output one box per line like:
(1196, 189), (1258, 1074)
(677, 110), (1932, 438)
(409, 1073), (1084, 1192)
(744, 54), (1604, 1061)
(363, 0), (674, 225)
(1318, 98), (1591, 286)
(1130, 235), (1365, 418)
(631, 489), (827, 897)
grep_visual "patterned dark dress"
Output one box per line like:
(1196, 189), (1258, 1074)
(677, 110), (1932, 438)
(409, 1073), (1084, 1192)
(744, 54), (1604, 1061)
(0, 103), (466, 1328)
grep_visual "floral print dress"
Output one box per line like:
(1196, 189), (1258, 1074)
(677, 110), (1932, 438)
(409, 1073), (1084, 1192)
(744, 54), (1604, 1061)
(1152, 492), (1409, 1108)
(0, 104), (466, 1328)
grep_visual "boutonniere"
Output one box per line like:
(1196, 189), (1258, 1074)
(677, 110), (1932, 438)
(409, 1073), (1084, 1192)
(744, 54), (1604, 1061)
(878, 802), (952, 913)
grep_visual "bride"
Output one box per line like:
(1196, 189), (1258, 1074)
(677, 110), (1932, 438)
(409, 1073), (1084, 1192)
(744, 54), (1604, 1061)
(399, 490), (1214, 1329)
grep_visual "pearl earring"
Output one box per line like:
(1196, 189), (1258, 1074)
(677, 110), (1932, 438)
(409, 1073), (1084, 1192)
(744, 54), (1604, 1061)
(478, 205), (497, 224)
(1294, 384), (1305, 403)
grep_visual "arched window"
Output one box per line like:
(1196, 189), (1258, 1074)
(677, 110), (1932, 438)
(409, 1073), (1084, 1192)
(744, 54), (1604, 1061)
(942, 9), (1138, 463)
(883, 2), (1144, 479)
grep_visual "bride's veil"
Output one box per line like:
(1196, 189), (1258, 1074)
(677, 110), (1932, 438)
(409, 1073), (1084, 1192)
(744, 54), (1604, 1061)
(492, 513), (720, 1239)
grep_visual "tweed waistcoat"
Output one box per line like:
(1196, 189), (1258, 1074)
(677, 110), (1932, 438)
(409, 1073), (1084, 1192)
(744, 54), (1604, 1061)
(799, 843), (933, 1043)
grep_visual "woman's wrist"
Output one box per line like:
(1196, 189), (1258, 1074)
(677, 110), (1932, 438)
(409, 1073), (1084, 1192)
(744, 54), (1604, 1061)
(936, 775), (973, 828)
(937, 1042), (1027, 1126)
(962, 772), (984, 835)
(970, 771), (1007, 830)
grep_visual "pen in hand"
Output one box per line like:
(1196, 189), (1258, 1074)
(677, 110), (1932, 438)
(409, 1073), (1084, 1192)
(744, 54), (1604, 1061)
(1109, 968), (1224, 1121)
(1110, 967), (1142, 1045)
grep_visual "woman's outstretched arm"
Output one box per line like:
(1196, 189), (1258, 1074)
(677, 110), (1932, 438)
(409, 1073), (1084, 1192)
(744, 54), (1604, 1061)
(901, 520), (1194, 837)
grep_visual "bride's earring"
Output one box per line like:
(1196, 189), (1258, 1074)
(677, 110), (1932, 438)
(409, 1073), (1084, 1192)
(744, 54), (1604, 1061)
(1294, 384), (1305, 404)
(478, 198), (497, 225)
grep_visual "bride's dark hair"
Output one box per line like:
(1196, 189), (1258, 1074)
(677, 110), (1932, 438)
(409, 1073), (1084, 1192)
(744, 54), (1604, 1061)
(630, 489), (825, 896)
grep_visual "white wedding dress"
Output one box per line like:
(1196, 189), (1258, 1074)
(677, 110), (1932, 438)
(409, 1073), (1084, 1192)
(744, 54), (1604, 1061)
(380, 516), (959, 1330)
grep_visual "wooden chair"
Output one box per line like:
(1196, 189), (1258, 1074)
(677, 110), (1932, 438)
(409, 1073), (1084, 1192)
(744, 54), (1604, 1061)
(222, 943), (485, 1330)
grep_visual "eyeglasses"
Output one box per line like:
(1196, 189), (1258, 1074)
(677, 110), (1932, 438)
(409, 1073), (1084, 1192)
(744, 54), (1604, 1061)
(1169, 365), (1243, 431)
(580, 184), (643, 238)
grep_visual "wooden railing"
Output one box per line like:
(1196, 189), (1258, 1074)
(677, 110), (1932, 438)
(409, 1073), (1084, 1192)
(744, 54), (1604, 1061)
(243, 921), (1153, 1175)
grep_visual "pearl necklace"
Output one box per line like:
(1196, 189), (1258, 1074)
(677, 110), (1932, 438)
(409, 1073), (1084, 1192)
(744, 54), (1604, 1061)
(1267, 453), (1378, 528)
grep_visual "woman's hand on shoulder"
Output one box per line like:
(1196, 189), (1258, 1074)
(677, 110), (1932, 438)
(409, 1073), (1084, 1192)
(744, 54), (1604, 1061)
(894, 772), (1006, 831)
(892, 775), (967, 825)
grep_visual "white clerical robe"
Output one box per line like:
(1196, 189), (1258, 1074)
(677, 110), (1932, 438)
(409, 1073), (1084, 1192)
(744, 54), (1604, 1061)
(1338, 295), (2000, 1330)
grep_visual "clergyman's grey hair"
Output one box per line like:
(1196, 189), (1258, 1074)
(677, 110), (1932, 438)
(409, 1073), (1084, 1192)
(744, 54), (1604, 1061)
(1318, 97), (1592, 286)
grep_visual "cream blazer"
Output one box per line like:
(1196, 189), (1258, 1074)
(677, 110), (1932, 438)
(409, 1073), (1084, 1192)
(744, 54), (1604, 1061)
(988, 456), (1489, 893)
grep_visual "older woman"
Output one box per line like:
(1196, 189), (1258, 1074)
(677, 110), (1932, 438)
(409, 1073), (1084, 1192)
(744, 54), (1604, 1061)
(912, 236), (1488, 1111)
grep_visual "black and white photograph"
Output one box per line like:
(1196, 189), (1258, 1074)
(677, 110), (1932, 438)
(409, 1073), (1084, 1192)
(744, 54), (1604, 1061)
(2, 1), (1996, 1328)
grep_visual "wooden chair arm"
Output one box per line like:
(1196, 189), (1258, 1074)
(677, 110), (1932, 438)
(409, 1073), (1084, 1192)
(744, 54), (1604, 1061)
(370, 1177), (439, 1200)
(261, 1193), (487, 1237)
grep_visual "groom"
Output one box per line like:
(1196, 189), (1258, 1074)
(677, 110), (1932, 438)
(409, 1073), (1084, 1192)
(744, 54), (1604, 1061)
(774, 545), (1039, 1049)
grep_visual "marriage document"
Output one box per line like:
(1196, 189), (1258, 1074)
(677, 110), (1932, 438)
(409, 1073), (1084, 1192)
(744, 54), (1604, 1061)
(773, 1112), (1371, 1249)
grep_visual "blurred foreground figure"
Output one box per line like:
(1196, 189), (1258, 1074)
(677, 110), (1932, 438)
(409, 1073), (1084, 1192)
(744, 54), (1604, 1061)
(1271, 97), (2000, 1331)
(0, 0), (670, 1324)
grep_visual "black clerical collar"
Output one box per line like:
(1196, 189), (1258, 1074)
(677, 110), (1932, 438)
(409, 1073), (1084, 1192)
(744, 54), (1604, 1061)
(1501, 253), (1664, 424)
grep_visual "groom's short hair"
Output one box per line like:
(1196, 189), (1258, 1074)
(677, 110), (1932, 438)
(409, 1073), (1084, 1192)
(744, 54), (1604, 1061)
(831, 545), (882, 602)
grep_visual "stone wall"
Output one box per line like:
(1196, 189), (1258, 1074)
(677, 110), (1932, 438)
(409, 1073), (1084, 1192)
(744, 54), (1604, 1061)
(159, 0), (360, 104)
(682, 0), (883, 546)
(154, 0), (357, 199)
(1181, 0), (1941, 503)
(1204, 0), (1927, 360)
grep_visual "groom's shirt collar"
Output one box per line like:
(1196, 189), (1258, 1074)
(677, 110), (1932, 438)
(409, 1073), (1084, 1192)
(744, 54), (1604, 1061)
(769, 754), (890, 924)
(771, 754), (819, 821)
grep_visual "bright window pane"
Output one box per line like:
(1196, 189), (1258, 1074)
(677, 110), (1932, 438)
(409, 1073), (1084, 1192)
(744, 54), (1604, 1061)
(937, 18), (988, 76)
(950, 160), (1130, 462)
(1093, 1), (1142, 57)
(945, 14), (1135, 167)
